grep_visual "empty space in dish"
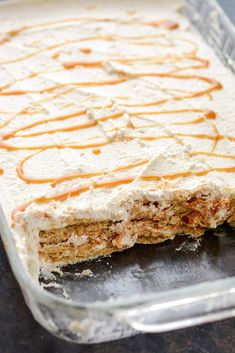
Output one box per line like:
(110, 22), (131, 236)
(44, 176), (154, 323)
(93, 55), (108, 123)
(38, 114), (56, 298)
(40, 226), (235, 303)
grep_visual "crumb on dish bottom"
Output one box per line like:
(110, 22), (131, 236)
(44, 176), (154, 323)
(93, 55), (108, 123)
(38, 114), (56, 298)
(39, 195), (235, 266)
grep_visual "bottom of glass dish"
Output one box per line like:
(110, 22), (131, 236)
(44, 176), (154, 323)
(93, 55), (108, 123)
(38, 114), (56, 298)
(40, 225), (235, 303)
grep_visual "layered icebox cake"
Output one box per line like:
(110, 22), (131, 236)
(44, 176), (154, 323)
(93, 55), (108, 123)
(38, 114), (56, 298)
(0, 0), (234, 276)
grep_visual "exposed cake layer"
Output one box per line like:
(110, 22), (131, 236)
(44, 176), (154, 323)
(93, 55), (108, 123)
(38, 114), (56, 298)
(39, 192), (235, 266)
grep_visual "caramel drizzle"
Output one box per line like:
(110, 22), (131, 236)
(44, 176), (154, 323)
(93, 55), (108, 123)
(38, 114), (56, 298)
(62, 54), (207, 70)
(0, 72), (222, 101)
(0, 108), (212, 140)
(2, 108), (233, 153)
(17, 155), (148, 186)
(16, 143), (235, 188)
(3, 110), (124, 139)
(1, 17), (179, 46)
(0, 77), (127, 96)
(0, 16), (234, 214)
(0, 37), (207, 96)
(0, 33), (172, 66)
(0, 33), (198, 93)
(14, 164), (235, 213)
(10, 107), (234, 188)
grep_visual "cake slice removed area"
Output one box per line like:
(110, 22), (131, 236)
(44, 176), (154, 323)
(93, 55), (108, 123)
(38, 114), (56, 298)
(38, 185), (235, 267)
(11, 147), (234, 273)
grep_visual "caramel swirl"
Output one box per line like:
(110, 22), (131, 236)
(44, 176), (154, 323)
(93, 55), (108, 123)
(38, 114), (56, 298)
(0, 14), (233, 217)
(17, 156), (148, 186)
(1, 17), (179, 47)
(13, 164), (235, 213)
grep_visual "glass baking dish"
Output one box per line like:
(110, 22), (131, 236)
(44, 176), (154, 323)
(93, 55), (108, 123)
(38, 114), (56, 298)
(0, 0), (235, 344)
(187, 0), (235, 73)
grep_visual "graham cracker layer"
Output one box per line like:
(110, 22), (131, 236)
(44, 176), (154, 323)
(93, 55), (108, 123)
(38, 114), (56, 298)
(39, 194), (235, 266)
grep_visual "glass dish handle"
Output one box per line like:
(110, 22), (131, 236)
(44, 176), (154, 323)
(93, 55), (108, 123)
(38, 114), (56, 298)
(116, 279), (235, 333)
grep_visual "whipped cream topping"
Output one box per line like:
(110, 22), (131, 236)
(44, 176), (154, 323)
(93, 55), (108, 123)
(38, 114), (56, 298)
(0, 0), (234, 272)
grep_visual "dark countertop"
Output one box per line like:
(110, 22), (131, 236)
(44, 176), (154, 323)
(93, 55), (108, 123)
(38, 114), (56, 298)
(219, 0), (235, 23)
(0, 239), (234, 353)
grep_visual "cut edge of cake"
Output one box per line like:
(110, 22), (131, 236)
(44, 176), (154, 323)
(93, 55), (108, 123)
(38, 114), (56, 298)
(38, 187), (235, 267)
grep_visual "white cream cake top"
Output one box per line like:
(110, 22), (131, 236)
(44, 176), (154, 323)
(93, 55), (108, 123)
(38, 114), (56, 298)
(0, 0), (234, 238)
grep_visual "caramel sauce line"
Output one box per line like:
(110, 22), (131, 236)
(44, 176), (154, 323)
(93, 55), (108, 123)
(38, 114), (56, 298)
(2, 108), (234, 151)
(139, 133), (235, 143)
(2, 18), (179, 46)
(0, 32), (181, 66)
(0, 140), (110, 151)
(0, 46), (227, 155)
(2, 109), (86, 139)
(191, 152), (235, 160)
(0, 36), (139, 65)
(3, 124), (235, 153)
(5, 18), (122, 38)
(129, 109), (215, 118)
(0, 89), (107, 132)
(16, 120), (98, 138)
(4, 111), (124, 139)
(169, 117), (205, 125)
(113, 109), (216, 128)
(0, 32), (199, 97)
(142, 167), (235, 181)
(1, 102), (114, 139)
(17, 153), (148, 185)
(0, 77), (127, 96)
(1, 109), (214, 142)
(0, 33), (198, 94)
(0, 91), (104, 130)
(0, 53), (206, 94)
(129, 72), (221, 86)
(13, 134), (235, 189)
(17, 137), (235, 188)
(0, 16), (234, 214)
(0, 72), (220, 98)
(34, 178), (134, 204)
(62, 55), (207, 70)
(175, 133), (235, 142)
(128, 117), (206, 127)
(0, 113), (19, 129)
(0, 52), (204, 94)
(122, 78), (222, 108)
(209, 121), (221, 152)
(14, 164), (235, 213)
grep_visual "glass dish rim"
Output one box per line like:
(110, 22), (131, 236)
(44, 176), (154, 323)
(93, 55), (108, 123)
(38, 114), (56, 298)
(1, 205), (235, 315)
